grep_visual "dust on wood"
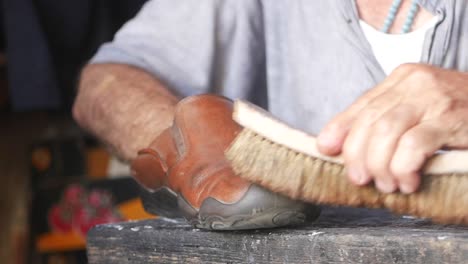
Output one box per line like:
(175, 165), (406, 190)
(87, 207), (468, 264)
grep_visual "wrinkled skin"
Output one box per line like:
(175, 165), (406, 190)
(318, 64), (468, 194)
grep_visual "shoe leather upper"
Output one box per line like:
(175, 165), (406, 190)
(131, 95), (251, 209)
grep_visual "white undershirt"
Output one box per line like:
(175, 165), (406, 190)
(359, 17), (439, 75)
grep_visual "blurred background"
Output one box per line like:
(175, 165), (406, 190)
(0, 0), (154, 263)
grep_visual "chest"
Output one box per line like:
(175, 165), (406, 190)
(258, 0), (466, 132)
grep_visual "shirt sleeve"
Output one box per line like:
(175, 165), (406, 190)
(91, 0), (266, 99)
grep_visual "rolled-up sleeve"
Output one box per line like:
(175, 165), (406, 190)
(91, 0), (266, 99)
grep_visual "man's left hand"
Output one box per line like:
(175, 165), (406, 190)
(317, 63), (468, 194)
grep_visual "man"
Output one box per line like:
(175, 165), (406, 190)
(73, 0), (468, 229)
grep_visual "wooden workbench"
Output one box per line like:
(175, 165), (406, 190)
(87, 206), (468, 263)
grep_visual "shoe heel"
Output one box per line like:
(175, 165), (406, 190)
(139, 186), (184, 219)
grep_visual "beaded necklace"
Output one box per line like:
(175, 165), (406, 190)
(381, 0), (420, 34)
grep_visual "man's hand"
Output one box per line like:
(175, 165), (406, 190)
(317, 64), (468, 194)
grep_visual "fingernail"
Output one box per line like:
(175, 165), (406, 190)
(400, 183), (415, 194)
(348, 167), (366, 185)
(376, 180), (396, 194)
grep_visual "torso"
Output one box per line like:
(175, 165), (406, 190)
(94, 0), (468, 134)
(260, 0), (464, 133)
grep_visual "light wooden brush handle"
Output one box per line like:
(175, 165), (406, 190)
(229, 100), (468, 225)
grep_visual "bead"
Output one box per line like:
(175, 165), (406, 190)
(380, 0), (420, 34)
(381, 0), (403, 33)
(401, 0), (419, 33)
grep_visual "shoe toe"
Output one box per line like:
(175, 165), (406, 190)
(195, 184), (321, 230)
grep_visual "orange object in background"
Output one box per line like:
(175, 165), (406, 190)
(31, 147), (52, 172)
(118, 198), (155, 221)
(36, 198), (156, 253)
(36, 231), (85, 253)
(86, 148), (110, 180)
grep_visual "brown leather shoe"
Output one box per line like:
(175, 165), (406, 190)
(131, 94), (320, 230)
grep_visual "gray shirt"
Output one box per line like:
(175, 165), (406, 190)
(91, 0), (468, 134)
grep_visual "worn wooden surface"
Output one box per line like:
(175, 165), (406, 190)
(87, 207), (468, 264)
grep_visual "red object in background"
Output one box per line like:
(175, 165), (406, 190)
(48, 205), (73, 233)
(74, 206), (122, 236)
(63, 184), (86, 206)
(48, 184), (124, 237)
(88, 189), (112, 208)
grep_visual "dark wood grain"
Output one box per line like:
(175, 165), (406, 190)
(0, 112), (50, 264)
(87, 207), (468, 264)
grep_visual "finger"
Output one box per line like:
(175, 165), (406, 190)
(318, 67), (411, 155)
(317, 112), (353, 155)
(343, 88), (407, 186)
(317, 89), (389, 155)
(342, 109), (384, 185)
(390, 121), (447, 193)
(366, 105), (421, 193)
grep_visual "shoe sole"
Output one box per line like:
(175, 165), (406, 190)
(140, 185), (321, 230)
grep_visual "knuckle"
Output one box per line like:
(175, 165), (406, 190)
(393, 169), (413, 182)
(390, 149), (424, 178)
(360, 108), (381, 125)
(399, 132), (422, 149)
(393, 63), (434, 77)
(374, 118), (394, 136)
(389, 161), (412, 178)
(393, 63), (416, 75)
(409, 65), (437, 83)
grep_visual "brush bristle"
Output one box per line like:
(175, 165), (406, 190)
(226, 128), (468, 225)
